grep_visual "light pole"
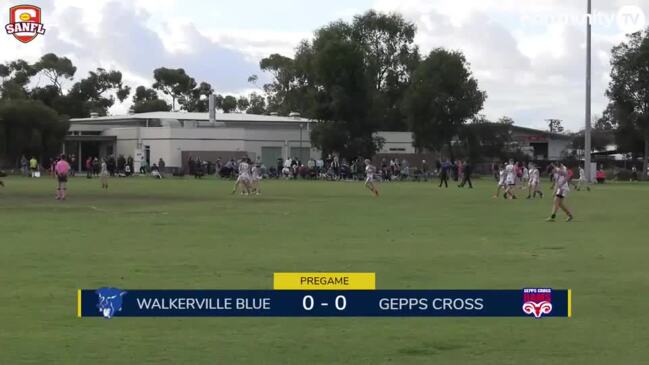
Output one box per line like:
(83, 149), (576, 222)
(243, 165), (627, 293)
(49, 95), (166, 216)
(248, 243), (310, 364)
(585, 0), (593, 181)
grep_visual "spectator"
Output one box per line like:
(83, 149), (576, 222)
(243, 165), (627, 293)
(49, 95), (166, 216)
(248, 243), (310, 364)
(20, 155), (28, 176)
(127, 156), (134, 175)
(140, 158), (148, 174)
(151, 164), (162, 179)
(93, 157), (101, 176)
(439, 160), (451, 188)
(70, 154), (77, 176)
(85, 157), (93, 178)
(458, 160), (473, 188)
(29, 156), (38, 177)
(158, 158), (166, 176)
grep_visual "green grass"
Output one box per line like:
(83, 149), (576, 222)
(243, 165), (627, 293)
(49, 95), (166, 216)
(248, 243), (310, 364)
(0, 176), (647, 364)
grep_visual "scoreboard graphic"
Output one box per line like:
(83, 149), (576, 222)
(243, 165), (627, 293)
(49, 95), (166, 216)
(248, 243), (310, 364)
(77, 273), (572, 319)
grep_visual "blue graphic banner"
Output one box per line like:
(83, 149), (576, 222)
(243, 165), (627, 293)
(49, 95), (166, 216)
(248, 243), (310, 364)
(79, 289), (571, 318)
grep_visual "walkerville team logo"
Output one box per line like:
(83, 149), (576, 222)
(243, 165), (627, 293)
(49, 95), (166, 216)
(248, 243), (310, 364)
(522, 288), (553, 318)
(5, 5), (46, 43)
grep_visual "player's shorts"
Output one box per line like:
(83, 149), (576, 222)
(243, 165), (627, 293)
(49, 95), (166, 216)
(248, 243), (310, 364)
(365, 174), (374, 183)
(237, 174), (251, 184)
(57, 174), (68, 183)
(506, 178), (515, 186)
(555, 186), (569, 198)
(529, 179), (539, 186)
(498, 179), (506, 187)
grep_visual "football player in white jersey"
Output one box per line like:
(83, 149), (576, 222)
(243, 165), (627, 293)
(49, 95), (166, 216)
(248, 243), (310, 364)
(521, 164), (529, 190)
(575, 165), (590, 191)
(547, 163), (574, 222)
(364, 159), (379, 197)
(527, 163), (543, 199)
(493, 163), (507, 198)
(503, 159), (517, 199)
(232, 158), (252, 195)
(251, 163), (262, 195)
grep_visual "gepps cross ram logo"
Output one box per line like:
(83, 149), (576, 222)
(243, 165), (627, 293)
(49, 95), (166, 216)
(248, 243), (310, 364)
(5, 5), (46, 43)
(522, 288), (553, 318)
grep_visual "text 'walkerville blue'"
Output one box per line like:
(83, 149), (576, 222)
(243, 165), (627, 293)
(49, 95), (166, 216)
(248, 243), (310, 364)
(79, 289), (571, 319)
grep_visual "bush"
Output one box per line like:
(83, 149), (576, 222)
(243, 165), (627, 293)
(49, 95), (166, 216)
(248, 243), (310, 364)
(606, 168), (636, 181)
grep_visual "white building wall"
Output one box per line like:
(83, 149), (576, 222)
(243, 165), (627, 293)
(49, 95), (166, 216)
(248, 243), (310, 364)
(101, 125), (317, 168)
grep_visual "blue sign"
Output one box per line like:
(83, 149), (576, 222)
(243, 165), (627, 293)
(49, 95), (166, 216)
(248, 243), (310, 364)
(78, 289), (571, 318)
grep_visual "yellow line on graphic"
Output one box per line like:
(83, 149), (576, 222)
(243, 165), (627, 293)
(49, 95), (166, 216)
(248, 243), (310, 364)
(568, 289), (572, 318)
(77, 289), (82, 318)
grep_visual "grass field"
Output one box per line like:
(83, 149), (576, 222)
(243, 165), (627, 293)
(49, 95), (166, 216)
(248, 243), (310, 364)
(1, 175), (648, 364)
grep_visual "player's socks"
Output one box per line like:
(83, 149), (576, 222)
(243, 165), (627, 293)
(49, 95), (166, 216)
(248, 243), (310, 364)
(546, 213), (556, 222)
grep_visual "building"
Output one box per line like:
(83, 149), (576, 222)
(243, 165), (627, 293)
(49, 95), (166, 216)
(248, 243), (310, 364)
(67, 112), (316, 172)
(66, 112), (573, 172)
(373, 126), (572, 161)
(509, 126), (573, 160)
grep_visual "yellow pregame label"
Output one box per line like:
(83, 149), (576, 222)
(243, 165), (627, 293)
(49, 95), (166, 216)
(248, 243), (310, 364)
(273, 272), (376, 290)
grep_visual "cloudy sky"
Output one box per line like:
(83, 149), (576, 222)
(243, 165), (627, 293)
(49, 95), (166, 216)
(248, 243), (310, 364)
(2, 0), (648, 130)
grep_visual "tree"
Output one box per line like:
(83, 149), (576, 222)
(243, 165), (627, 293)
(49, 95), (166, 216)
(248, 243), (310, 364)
(403, 49), (486, 158)
(458, 115), (513, 162)
(152, 67), (196, 111)
(237, 96), (250, 112)
(498, 116), (515, 125)
(0, 59), (37, 99)
(259, 11), (419, 131)
(130, 86), (171, 113)
(547, 118), (564, 133)
(259, 53), (313, 116)
(350, 10), (419, 131)
(222, 95), (238, 113)
(304, 21), (385, 158)
(247, 74), (259, 87)
(246, 92), (266, 114)
(605, 28), (649, 177)
(60, 68), (130, 117)
(181, 81), (213, 112)
(0, 99), (68, 166)
(33, 53), (76, 94)
(571, 128), (614, 152)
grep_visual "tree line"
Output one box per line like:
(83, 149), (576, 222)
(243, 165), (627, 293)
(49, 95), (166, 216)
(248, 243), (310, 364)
(1, 10), (648, 171)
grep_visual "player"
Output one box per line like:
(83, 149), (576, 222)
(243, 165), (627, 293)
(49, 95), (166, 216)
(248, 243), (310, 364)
(503, 159), (517, 199)
(232, 158), (252, 195)
(100, 158), (109, 190)
(549, 162), (559, 190)
(527, 163), (543, 199)
(521, 164), (529, 190)
(54, 154), (71, 200)
(364, 159), (379, 197)
(251, 163), (262, 195)
(547, 163), (574, 222)
(493, 163), (506, 198)
(576, 165), (590, 191)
